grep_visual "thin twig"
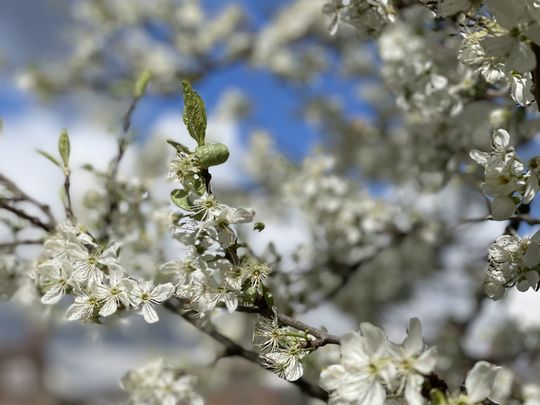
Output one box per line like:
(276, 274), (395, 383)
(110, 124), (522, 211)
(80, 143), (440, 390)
(63, 169), (75, 222)
(100, 92), (143, 242)
(461, 214), (540, 227)
(0, 173), (56, 227)
(0, 199), (54, 232)
(235, 304), (340, 347)
(0, 239), (44, 249)
(318, 229), (408, 304)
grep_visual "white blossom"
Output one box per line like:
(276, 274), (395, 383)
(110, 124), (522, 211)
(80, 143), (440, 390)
(121, 359), (203, 405)
(320, 323), (394, 405)
(128, 280), (174, 323)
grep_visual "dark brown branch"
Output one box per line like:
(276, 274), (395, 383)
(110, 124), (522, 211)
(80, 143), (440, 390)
(0, 239), (44, 249)
(0, 199), (54, 232)
(531, 43), (540, 112)
(0, 173), (56, 227)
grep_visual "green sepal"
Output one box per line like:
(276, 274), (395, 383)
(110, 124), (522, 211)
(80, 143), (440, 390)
(429, 389), (447, 405)
(192, 178), (207, 195)
(195, 143), (229, 168)
(171, 189), (191, 211)
(58, 129), (70, 168)
(166, 139), (191, 154)
(134, 70), (152, 98)
(263, 289), (274, 308)
(181, 81), (206, 146)
(36, 149), (61, 168)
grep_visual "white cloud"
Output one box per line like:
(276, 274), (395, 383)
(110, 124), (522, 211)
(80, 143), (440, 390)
(0, 109), (117, 220)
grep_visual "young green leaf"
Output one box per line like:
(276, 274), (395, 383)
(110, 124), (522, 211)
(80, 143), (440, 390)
(171, 189), (191, 211)
(134, 70), (152, 98)
(36, 149), (62, 168)
(181, 81), (206, 146)
(58, 129), (70, 168)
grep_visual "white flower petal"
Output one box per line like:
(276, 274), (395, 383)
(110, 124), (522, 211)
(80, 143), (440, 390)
(405, 374), (425, 405)
(41, 284), (65, 305)
(360, 322), (389, 356)
(465, 361), (499, 402)
(151, 283), (175, 302)
(492, 129), (510, 150)
(340, 331), (370, 365)
(99, 298), (118, 317)
(320, 364), (347, 392)
(491, 196), (516, 221)
(141, 302), (160, 323)
(402, 317), (423, 356)
(414, 346), (438, 374)
(470, 150), (489, 165)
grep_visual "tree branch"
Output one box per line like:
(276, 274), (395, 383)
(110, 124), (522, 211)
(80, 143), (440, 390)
(0, 199), (54, 232)
(100, 92), (142, 242)
(63, 169), (75, 222)
(235, 304), (340, 347)
(0, 173), (56, 228)
(0, 239), (44, 249)
(163, 298), (329, 402)
(461, 213), (540, 227)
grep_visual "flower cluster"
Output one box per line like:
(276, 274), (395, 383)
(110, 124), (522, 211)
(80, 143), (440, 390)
(160, 247), (271, 315)
(323, 0), (397, 36)
(164, 143), (274, 315)
(253, 316), (313, 381)
(379, 22), (467, 121)
(457, 0), (540, 106)
(319, 318), (437, 404)
(33, 222), (174, 323)
(282, 154), (405, 265)
(319, 318), (510, 405)
(121, 358), (203, 405)
(484, 232), (540, 299)
(470, 128), (539, 220)
(146, 83), (276, 319)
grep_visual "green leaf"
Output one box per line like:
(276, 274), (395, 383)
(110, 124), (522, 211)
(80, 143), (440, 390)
(58, 129), (70, 168)
(192, 178), (207, 195)
(254, 222), (265, 232)
(195, 143), (229, 168)
(171, 189), (191, 211)
(166, 139), (191, 154)
(181, 81), (207, 146)
(429, 389), (448, 405)
(134, 70), (152, 98)
(36, 149), (61, 168)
